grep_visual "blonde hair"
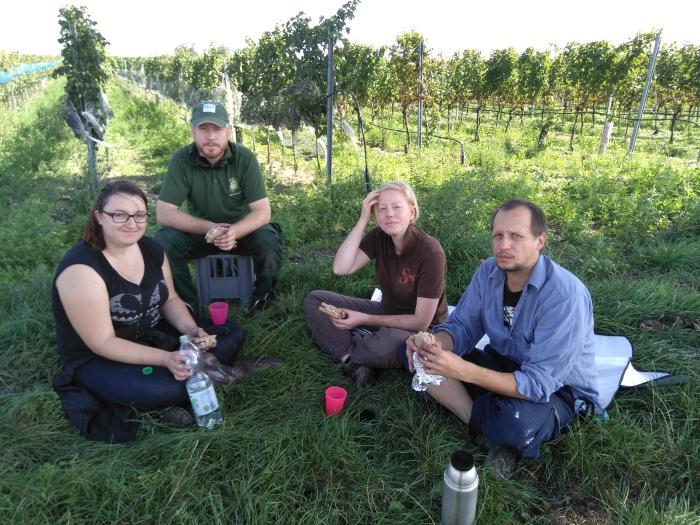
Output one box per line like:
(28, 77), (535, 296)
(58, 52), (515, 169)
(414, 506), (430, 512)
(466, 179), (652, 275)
(376, 181), (420, 223)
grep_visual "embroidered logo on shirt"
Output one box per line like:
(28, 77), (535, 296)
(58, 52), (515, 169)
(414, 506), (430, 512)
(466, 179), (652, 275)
(399, 267), (416, 284)
(228, 177), (241, 197)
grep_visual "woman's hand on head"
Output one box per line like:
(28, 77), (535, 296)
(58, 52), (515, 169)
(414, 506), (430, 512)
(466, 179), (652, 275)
(360, 190), (380, 222)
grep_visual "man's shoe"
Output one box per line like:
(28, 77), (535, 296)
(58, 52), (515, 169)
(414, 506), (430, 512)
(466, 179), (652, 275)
(200, 353), (242, 385)
(236, 356), (283, 375)
(204, 356), (282, 386)
(205, 364), (247, 386)
(351, 365), (375, 387)
(341, 360), (355, 378)
(484, 446), (519, 480)
(242, 292), (273, 317)
(160, 406), (194, 427)
(470, 431), (488, 451)
(341, 362), (376, 387)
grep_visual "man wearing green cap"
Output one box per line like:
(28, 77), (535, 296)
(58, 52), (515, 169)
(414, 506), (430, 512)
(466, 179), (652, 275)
(155, 100), (283, 314)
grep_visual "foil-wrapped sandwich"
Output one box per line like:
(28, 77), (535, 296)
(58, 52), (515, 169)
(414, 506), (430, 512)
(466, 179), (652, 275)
(411, 331), (447, 392)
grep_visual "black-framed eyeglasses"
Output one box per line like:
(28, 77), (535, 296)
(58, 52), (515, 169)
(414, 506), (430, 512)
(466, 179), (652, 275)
(102, 211), (150, 223)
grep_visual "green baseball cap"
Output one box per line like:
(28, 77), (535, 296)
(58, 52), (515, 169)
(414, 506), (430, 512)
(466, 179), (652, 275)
(191, 100), (228, 128)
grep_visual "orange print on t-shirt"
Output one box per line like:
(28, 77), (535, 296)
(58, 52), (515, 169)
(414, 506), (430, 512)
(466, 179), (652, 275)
(399, 267), (416, 284)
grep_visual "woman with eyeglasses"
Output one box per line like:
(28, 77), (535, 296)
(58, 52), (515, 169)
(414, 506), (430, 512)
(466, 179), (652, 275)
(52, 181), (277, 441)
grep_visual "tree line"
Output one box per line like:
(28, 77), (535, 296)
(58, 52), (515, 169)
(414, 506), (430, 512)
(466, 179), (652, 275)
(41, 0), (687, 156)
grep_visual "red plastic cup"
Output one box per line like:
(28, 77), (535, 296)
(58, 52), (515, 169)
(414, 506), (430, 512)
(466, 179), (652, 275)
(325, 386), (348, 416)
(209, 302), (229, 325)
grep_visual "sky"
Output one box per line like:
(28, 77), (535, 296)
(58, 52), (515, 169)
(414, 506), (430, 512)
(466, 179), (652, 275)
(2, 0), (698, 59)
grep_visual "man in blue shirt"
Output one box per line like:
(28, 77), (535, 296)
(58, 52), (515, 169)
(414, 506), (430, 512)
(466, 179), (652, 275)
(405, 199), (600, 477)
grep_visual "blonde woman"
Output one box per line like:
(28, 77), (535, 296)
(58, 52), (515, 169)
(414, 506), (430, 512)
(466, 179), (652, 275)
(304, 182), (448, 385)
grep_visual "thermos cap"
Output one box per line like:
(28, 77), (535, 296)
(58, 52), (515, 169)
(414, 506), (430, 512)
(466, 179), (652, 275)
(450, 450), (474, 471)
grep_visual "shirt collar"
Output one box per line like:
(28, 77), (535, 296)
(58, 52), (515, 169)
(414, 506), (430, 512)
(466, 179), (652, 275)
(402, 224), (419, 254)
(528, 254), (547, 289)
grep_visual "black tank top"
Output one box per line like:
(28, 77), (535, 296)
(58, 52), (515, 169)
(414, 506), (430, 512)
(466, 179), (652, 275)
(52, 236), (169, 366)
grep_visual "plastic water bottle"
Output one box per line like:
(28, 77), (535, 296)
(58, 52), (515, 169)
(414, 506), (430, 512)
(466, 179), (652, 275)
(180, 335), (223, 429)
(441, 450), (478, 525)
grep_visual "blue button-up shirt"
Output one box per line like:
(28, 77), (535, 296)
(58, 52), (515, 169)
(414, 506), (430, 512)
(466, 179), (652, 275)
(434, 255), (600, 407)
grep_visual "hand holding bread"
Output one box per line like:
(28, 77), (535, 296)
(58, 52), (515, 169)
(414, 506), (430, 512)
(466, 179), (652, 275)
(414, 331), (440, 349)
(318, 302), (348, 320)
(192, 334), (217, 351)
(205, 226), (224, 243)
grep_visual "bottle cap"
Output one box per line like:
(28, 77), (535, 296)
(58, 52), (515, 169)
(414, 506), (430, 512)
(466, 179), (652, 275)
(142, 366), (153, 375)
(450, 450), (474, 471)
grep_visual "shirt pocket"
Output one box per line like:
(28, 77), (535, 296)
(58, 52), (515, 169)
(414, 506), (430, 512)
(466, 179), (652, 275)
(510, 322), (534, 353)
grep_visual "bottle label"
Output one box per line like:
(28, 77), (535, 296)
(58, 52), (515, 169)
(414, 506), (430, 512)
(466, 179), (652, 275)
(189, 386), (220, 416)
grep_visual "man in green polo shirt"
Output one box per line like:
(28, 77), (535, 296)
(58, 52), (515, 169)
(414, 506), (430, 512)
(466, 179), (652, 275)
(155, 100), (283, 314)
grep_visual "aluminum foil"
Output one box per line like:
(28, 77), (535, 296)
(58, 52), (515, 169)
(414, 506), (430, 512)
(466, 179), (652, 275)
(411, 351), (446, 391)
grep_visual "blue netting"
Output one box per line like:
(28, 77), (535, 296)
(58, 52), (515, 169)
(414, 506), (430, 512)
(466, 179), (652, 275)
(0, 61), (59, 84)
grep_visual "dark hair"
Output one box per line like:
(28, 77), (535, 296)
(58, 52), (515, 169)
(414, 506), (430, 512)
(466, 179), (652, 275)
(83, 180), (148, 251)
(490, 199), (548, 237)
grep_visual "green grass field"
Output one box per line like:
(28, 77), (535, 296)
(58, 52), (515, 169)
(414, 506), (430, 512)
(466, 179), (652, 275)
(0, 78), (698, 524)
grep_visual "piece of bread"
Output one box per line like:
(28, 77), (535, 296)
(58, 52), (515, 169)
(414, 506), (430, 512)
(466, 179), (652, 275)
(414, 331), (437, 348)
(205, 227), (224, 243)
(192, 334), (217, 350)
(318, 302), (348, 320)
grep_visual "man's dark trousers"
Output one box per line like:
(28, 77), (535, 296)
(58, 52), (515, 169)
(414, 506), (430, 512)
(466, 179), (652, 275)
(155, 224), (283, 308)
(399, 345), (577, 459)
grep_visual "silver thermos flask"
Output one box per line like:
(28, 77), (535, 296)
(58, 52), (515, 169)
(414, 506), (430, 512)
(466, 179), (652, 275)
(441, 450), (478, 525)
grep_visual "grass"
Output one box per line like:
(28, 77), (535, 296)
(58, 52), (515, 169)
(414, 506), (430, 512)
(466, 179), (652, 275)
(0, 77), (698, 524)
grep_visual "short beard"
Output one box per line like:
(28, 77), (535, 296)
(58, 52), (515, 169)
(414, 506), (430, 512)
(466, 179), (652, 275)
(201, 144), (224, 155)
(496, 261), (527, 273)
(198, 144), (226, 163)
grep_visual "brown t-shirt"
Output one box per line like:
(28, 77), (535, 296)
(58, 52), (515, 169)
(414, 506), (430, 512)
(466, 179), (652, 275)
(360, 225), (448, 326)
